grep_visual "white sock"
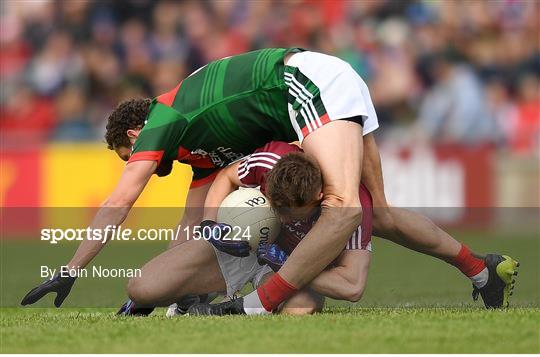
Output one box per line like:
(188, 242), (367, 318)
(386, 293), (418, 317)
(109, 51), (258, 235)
(165, 303), (178, 318)
(470, 267), (489, 288)
(243, 291), (271, 315)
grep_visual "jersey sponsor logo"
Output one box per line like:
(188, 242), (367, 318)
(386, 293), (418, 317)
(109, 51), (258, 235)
(183, 147), (245, 168)
(191, 149), (208, 155)
(210, 147), (245, 167)
(282, 219), (313, 240)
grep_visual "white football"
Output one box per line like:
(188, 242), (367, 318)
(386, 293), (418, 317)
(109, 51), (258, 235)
(217, 188), (280, 250)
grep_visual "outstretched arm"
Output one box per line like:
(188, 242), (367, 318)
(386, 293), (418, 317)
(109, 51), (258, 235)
(66, 160), (156, 269)
(21, 160), (156, 307)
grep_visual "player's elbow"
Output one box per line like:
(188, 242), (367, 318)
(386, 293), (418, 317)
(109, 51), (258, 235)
(102, 197), (135, 209)
(333, 282), (365, 303)
(345, 283), (366, 303)
(333, 277), (366, 302)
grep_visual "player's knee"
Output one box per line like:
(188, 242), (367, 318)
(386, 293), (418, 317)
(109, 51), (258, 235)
(127, 277), (154, 305)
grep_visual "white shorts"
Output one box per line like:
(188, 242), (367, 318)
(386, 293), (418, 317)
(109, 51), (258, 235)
(284, 51), (379, 143)
(211, 246), (273, 297)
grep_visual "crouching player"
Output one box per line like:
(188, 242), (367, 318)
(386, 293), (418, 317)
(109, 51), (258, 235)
(199, 140), (373, 315)
(119, 140), (373, 317)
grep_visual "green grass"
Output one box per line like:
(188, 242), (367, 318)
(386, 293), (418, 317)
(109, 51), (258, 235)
(1, 230), (539, 353)
(1, 307), (539, 353)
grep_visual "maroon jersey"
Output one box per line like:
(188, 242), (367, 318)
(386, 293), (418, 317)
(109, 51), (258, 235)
(237, 141), (373, 253)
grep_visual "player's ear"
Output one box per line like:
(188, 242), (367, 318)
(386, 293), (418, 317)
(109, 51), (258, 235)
(126, 129), (141, 141)
(317, 192), (323, 200)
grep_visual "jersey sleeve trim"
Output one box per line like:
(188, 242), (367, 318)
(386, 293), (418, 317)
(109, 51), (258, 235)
(237, 142), (301, 188)
(157, 82), (182, 107)
(190, 170), (220, 188)
(237, 153), (280, 184)
(127, 150), (165, 165)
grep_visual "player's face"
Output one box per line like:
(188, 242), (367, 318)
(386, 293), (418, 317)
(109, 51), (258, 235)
(113, 129), (141, 162)
(114, 145), (132, 162)
(277, 192), (323, 223)
(279, 204), (319, 223)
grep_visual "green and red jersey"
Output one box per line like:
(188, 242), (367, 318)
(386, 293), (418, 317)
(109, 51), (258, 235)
(128, 48), (303, 188)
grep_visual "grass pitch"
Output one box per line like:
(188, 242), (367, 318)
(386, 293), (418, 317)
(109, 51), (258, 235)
(1, 230), (539, 353)
(1, 307), (539, 353)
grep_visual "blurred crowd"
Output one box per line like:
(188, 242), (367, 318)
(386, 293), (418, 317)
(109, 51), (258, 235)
(1, 0), (539, 154)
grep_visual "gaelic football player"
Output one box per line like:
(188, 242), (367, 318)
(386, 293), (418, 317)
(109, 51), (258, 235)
(21, 48), (518, 312)
(121, 140), (374, 316)
(204, 140), (375, 314)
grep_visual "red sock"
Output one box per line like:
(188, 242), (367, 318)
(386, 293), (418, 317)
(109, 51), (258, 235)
(451, 244), (486, 277)
(256, 273), (298, 311)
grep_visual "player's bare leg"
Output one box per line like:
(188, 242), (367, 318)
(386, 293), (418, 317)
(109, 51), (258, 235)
(277, 250), (371, 314)
(117, 183), (215, 315)
(279, 120), (364, 287)
(362, 133), (519, 307)
(127, 239), (226, 307)
(361, 134), (462, 258)
(256, 272), (324, 315)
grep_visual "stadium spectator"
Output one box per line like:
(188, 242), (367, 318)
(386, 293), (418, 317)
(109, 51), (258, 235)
(0, 84), (56, 146)
(417, 53), (501, 145)
(512, 74), (540, 154)
(0, 0), (538, 155)
(51, 85), (94, 141)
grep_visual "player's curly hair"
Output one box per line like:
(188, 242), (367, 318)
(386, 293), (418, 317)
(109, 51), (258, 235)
(105, 98), (152, 150)
(265, 152), (323, 212)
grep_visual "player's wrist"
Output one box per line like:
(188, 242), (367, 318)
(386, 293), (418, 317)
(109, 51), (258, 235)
(200, 220), (217, 229)
(56, 266), (80, 280)
(55, 274), (77, 285)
